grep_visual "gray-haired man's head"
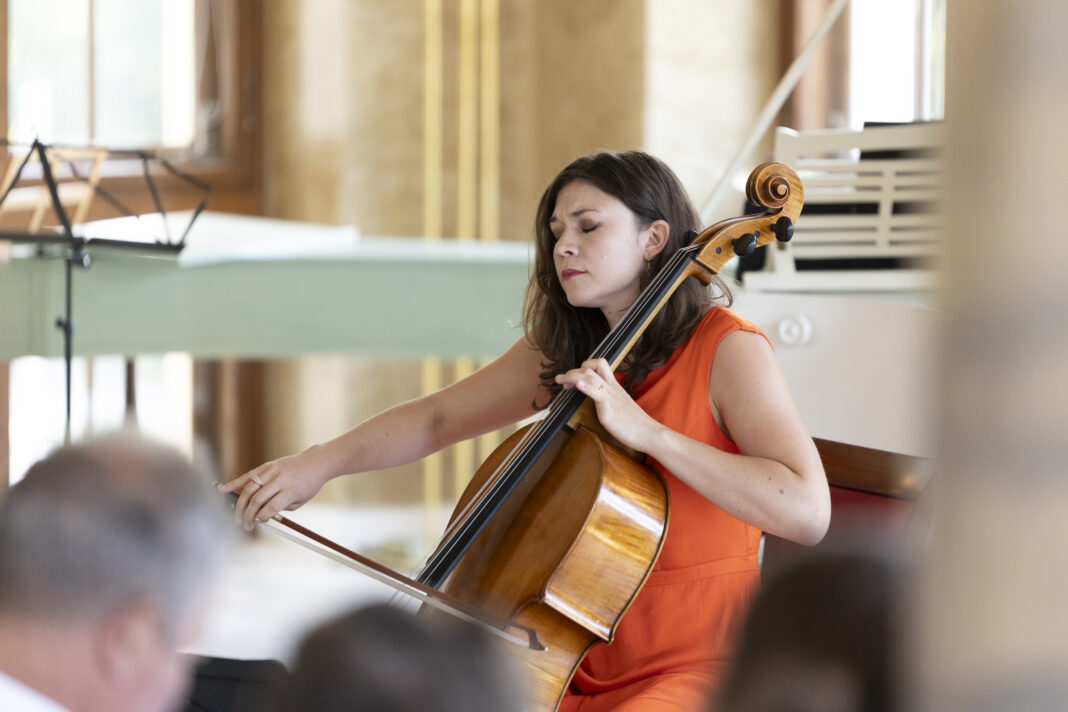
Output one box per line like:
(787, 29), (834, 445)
(0, 434), (229, 632)
(0, 434), (232, 712)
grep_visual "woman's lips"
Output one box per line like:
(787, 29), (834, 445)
(560, 269), (585, 280)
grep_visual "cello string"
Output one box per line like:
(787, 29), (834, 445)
(592, 244), (702, 363)
(421, 246), (700, 573)
(418, 246), (702, 583)
(424, 246), (691, 551)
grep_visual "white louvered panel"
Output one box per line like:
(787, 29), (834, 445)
(796, 156), (940, 175)
(742, 269), (937, 293)
(887, 228), (941, 244)
(786, 242), (939, 260)
(887, 214), (941, 229)
(747, 123), (943, 293)
(773, 123), (944, 154)
(798, 215), (891, 231)
(800, 175), (940, 194)
(796, 214), (939, 232)
(794, 192), (881, 205)
(791, 229), (938, 253)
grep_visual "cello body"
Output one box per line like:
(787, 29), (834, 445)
(440, 423), (669, 710)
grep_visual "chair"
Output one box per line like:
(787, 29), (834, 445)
(760, 437), (932, 579)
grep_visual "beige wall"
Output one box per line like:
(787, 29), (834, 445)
(499, 0), (646, 241)
(644, 0), (778, 213)
(261, 0), (776, 237)
(262, 0), (425, 234)
(257, 0), (780, 505)
(263, 0), (653, 240)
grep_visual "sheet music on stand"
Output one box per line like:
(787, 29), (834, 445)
(0, 138), (212, 444)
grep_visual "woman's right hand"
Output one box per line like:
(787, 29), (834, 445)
(218, 447), (333, 531)
(215, 336), (546, 532)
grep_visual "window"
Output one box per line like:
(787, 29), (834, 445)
(8, 0), (197, 151)
(849, 0), (946, 127)
(8, 354), (194, 485)
(1, 0), (261, 218)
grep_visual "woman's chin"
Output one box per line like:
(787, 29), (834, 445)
(564, 293), (595, 309)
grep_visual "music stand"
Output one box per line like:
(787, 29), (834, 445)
(0, 138), (211, 444)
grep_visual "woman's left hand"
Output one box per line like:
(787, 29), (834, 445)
(554, 358), (662, 452)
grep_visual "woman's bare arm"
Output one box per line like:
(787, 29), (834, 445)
(222, 337), (547, 530)
(555, 331), (829, 545)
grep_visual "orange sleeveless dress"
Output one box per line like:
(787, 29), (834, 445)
(559, 306), (767, 711)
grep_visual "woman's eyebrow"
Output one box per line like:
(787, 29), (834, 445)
(549, 208), (597, 224)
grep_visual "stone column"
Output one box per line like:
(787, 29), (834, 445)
(912, 1), (1068, 709)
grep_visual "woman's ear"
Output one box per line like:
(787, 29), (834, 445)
(642, 219), (671, 260)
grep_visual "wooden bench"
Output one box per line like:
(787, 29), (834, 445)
(760, 437), (932, 578)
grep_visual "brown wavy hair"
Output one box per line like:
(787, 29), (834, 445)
(522, 150), (732, 401)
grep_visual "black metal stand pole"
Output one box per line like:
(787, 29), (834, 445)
(33, 140), (87, 445)
(0, 139), (201, 445)
(58, 251), (73, 445)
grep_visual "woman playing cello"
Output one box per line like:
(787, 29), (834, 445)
(223, 150), (830, 710)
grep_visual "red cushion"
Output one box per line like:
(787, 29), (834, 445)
(761, 486), (915, 578)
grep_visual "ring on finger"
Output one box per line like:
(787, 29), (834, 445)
(250, 474), (264, 486)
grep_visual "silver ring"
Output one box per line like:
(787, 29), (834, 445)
(250, 474), (264, 486)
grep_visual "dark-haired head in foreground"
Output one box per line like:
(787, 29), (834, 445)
(717, 553), (900, 712)
(275, 603), (524, 712)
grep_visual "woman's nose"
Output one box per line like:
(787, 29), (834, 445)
(554, 230), (578, 256)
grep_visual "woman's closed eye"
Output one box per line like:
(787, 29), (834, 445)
(581, 223), (600, 234)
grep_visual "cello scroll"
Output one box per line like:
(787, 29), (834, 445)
(685, 161), (804, 282)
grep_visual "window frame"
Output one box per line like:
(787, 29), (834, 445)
(0, 0), (262, 221)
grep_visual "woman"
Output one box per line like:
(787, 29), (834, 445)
(224, 151), (830, 710)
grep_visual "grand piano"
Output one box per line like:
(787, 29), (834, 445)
(1, 211), (532, 361)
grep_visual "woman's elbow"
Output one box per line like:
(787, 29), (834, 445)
(795, 479), (831, 546)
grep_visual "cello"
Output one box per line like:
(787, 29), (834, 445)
(241, 161), (803, 711)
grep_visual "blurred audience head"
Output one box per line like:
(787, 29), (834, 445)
(275, 603), (525, 712)
(0, 434), (231, 712)
(717, 551), (901, 712)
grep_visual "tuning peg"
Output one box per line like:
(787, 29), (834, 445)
(773, 216), (794, 243)
(732, 232), (758, 257)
